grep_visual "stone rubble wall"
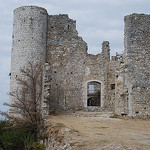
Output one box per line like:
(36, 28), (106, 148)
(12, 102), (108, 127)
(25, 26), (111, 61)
(10, 6), (150, 118)
(82, 42), (109, 111)
(114, 61), (129, 115)
(45, 14), (87, 111)
(124, 14), (150, 117)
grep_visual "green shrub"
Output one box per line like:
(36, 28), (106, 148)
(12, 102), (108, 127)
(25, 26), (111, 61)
(0, 120), (46, 150)
(0, 121), (35, 150)
(49, 109), (58, 115)
(32, 142), (46, 150)
(110, 114), (120, 118)
(23, 132), (35, 150)
(1, 128), (24, 150)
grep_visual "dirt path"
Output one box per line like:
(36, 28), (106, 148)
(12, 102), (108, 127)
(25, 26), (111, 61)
(47, 111), (150, 150)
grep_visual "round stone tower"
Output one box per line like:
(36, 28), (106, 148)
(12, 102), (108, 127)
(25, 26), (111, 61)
(10, 6), (48, 110)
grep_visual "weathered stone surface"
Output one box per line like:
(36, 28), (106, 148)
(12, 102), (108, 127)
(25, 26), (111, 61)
(123, 14), (150, 117)
(10, 6), (150, 118)
(10, 6), (48, 113)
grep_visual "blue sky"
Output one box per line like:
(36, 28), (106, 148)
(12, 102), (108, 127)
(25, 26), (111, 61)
(0, 0), (150, 116)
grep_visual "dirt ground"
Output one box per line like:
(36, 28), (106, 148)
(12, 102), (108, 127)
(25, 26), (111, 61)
(47, 111), (150, 150)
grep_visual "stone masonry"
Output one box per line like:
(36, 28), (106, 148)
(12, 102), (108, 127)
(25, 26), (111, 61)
(10, 6), (150, 118)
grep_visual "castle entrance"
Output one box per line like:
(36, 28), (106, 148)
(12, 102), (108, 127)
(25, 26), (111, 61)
(87, 81), (101, 106)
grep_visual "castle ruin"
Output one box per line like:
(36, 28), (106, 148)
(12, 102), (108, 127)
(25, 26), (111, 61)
(10, 6), (150, 118)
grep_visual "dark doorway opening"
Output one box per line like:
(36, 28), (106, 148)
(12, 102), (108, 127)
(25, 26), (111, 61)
(87, 81), (101, 106)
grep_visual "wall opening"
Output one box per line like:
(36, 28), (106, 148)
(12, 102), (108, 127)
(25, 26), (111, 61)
(87, 81), (101, 106)
(110, 84), (115, 90)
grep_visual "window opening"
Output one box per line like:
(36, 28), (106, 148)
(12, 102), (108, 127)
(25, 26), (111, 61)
(89, 85), (94, 93)
(110, 84), (115, 90)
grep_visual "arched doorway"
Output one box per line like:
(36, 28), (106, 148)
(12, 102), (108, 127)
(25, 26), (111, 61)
(87, 81), (101, 106)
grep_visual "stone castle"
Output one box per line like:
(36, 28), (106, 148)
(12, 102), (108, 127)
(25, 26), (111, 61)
(10, 6), (150, 118)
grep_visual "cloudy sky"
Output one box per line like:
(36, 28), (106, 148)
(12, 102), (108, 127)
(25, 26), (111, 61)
(0, 0), (150, 115)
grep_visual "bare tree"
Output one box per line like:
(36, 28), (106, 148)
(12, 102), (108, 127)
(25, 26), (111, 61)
(4, 62), (44, 140)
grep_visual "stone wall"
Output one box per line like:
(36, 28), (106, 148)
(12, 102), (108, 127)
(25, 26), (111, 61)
(10, 6), (47, 113)
(114, 60), (129, 115)
(82, 41), (112, 111)
(44, 19), (116, 112)
(10, 6), (150, 118)
(124, 14), (150, 117)
(45, 14), (87, 111)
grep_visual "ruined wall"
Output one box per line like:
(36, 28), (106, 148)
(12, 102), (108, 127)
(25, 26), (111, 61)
(10, 6), (48, 113)
(114, 60), (129, 115)
(82, 41), (116, 112)
(43, 16), (115, 112)
(44, 14), (87, 111)
(106, 59), (118, 112)
(10, 6), (150, 117)
(83, 53), (106, 111)
(10, 6), (115, 115)
(124, 14), (150, 117)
